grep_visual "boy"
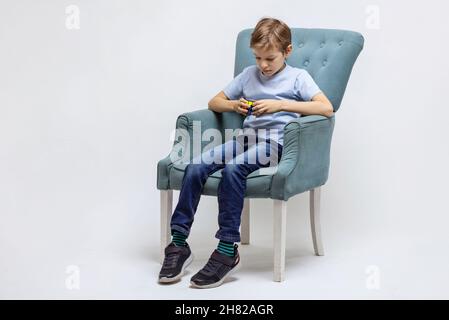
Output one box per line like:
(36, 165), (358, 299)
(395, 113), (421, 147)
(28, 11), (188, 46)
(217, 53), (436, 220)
(159, 17), (333, 288)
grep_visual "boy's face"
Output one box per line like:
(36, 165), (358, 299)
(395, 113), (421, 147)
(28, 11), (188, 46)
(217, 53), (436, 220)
(252, 44), (292, 77)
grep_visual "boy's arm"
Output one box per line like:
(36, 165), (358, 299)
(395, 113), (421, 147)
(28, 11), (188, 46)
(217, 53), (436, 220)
(208, 91), (248, 115)
(281, 93), (334, 118)
(208, 91), (237, 112)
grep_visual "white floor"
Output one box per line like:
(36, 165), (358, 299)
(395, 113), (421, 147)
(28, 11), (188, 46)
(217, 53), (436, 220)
(2, 195), (448, 300)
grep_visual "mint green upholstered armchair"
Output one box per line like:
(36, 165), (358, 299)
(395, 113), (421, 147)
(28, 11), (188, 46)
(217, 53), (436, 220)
(157, 28), (364, 282)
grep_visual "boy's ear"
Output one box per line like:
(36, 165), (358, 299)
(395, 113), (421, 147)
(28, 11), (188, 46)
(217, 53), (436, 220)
(285, 44), (293, 57)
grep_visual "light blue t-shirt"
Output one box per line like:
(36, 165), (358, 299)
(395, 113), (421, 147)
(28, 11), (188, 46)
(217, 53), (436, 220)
(223, 63), (321, 145)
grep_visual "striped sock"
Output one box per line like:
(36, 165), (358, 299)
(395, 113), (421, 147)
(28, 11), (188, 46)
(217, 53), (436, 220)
(217, 240), (235, 257)
(171, 230), (187, 247)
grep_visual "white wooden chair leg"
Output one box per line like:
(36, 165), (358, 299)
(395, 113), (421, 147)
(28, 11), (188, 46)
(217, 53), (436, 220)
(310, 187), (324, 256)
(273, 199), (287, 282)
(160, 190), (173, 264)
(241, 198), (250, 245)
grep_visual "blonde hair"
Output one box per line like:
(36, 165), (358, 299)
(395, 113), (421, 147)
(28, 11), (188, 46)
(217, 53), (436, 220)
(250, 17), (292, 54)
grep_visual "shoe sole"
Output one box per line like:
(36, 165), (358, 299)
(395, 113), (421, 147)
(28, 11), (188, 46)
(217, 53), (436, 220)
(189, 260), (241, 289)
(159, 253), (194, 283)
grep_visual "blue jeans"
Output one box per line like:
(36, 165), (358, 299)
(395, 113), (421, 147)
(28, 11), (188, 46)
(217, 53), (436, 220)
(170, 137), (283, 243)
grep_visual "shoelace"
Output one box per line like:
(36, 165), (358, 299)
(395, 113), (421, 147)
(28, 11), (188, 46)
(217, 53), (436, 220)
(163, 253), (180, 269)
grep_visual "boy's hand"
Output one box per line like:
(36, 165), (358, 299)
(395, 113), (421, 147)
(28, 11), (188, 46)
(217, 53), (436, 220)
(233, 98), (251, 116)
(252, 99), (282, 116)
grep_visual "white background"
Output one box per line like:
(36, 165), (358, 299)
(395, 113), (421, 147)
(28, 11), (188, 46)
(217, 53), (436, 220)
(1, 0), (449, 299)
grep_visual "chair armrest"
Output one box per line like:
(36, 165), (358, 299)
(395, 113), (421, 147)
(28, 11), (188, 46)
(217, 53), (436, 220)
(270, 115), (335, 200)
(178, 108), (223, 132)
(157, 108), (222, 190)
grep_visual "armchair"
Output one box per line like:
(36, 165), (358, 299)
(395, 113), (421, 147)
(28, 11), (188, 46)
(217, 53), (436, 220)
(157, 28), (364, 281)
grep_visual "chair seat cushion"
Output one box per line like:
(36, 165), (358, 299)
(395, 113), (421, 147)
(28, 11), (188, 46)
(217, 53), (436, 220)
(169, 163), (278, 198)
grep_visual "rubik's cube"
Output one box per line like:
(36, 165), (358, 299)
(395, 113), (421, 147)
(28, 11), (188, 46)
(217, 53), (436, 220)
(246, 100), (254, 116)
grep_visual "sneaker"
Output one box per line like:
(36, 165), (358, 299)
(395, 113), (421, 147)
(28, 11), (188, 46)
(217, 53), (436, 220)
(158, 242), (193, 283)
(190, 244), (240, 289)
